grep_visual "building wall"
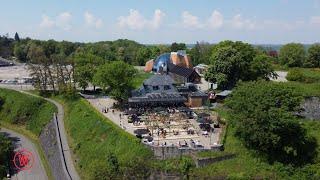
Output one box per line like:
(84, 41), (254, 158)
(188, 97), (203, 107)
(170, 53), (193, 68)
(144, 143), (223, 160)
(144, 59), (154, 72)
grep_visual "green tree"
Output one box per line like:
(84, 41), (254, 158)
(73, 52), (104, 91)
(0, 34), (14, 58)
(14, 43), (27, 62)
(170, 42), (186, 52)
(226, 81), (317, 165)
(149, 46), (161, 58)
(88, 153), (120, 180)
(279, 43), (306, 67)
(14, 32), (20, 42)
(189, 41), (213, 65)
(0, 133), (13, 177)
(306, 44), (320, 68)
(93, 61), (137, 101)
(250, 54), (277, 80)
(135, 47), (151, 65)
(287, 68), (306, 82)
(179, 157), (195, 178)
(205, 41), (274, 89)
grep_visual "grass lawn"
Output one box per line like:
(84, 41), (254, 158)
(285, 81), (320, 97)
(0, 88), (57, 135)
(132, 71), (152, 89)
(0, 88), (57, 180)
(300, 68), (320, 82)
(53, 96), (153, 179)
(272, 68), (320, 97)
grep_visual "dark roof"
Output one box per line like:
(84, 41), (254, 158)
(176, 84), (207, 97)
(129, 93), (186, 103)
(143, 74), (174, 86)
(167, 63), (198, 78)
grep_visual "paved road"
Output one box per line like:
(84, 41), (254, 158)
(0, 85), (80, 180)
(0, 128), (48, 180)
(45, 98), (80, 180)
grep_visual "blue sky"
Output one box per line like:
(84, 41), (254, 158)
(1, 0), (320, 44)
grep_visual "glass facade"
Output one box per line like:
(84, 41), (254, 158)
(152, 53), (171, 73)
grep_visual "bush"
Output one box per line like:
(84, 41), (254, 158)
(226, 81), (317, 165)
(287, 68), (320, 83)
(287, 69), (306, 82)
(0, 133), (13, 177)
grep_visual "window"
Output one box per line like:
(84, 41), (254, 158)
(164, 85), (171, 90)
(153, 86), (159, 91)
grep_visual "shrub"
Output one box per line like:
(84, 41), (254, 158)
(287, 69), (306, 82)
(226, 81), (317, 165)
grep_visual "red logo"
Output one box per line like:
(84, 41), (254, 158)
(12, 149), (34, 171)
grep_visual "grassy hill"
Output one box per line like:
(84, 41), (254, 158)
(54, 97), (153, 179)
(0, 88), (57, 179)
(0, 88), (57, 135)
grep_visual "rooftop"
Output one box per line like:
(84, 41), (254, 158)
(143, 74), (175, 86)
(168, 63), (195, 78)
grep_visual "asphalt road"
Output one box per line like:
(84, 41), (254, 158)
(45, 98), (80, 180)
(0, 128), (48, 180)
(0, 85), (80, 180)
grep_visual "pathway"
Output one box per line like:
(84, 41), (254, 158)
(0, 85), (80, 180)
(0, 128), (48, 180)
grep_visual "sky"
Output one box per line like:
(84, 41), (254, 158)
(1, 0), (320, 44)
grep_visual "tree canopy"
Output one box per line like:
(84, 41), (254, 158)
(93, 61), (137, 101)
(170, 42), (186, 52)
(0, 132), (13, 177)
(226, 81), (317, 165)
(204, 41), (276, 90)
(306, 44), (320, 68)
(279, 43), (306, 67)
(73, 52), (104, 91)
(188, 41), (213, 65)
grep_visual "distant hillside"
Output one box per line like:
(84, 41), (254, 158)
(184, 44), (313, 51)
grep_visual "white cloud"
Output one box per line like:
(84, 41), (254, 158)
(39, 12), (72, 30)
(56, 12), (72, 30)
(118, 9), (165, 30)
(207, 10), (224, 29)
(181, 11), (203, 28)
(150, 9), (166, 29)
(310, 16), (320, 25)
(314, 0), (320, 8)
(84, 11), (103, 29)
(230, 14), (256, 30)
(40, 15), (55, 28)
(181, 10), (224, 29)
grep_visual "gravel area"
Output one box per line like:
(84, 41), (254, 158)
(300, 97), (320, 120)
(39, 119), (68, 180)
(271, 71), (288, 82)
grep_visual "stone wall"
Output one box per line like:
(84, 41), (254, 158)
(39, 118), (69, 180)
(194, 154), (236, 168)
(144, 143), (223, 160)
(300, 97), (320, 120)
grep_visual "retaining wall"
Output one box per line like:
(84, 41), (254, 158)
(144, 143), (223, 160)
